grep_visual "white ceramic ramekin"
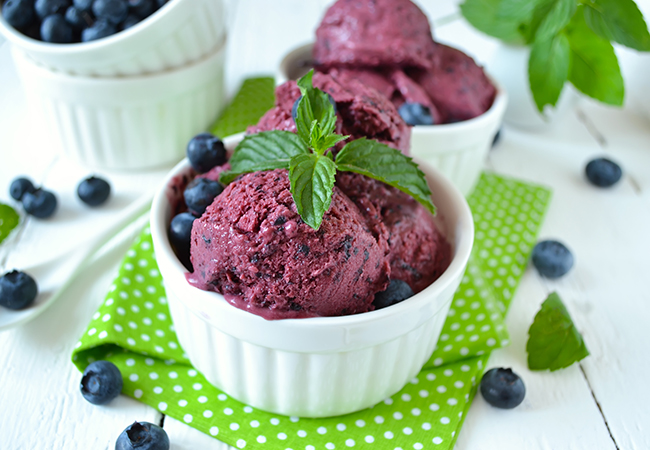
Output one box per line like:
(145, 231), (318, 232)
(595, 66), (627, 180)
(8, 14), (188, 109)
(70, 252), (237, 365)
(11, 43), (226, 171)
(150, 134), (474, 418)
(278, 43), (508, 196)
(0, 0), (226, 77)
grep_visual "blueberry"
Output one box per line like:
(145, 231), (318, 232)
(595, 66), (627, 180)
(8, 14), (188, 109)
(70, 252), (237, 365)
(291, 94), (336, 122)
(35, 0), (70, 19)
(531, 240), (574, 279)
(9, 176), (35, 201)
(41, 14), (74, 43)
(155, 0), (167, 9)
(372, 279), (414, 310)
(80, 360), (123, 405)
(65, 6), (92, 30)
(116, 421), (170, 450)
(169, 212), (196, 270)
(120, 13), (140, 29)
(186, 133), (227, 174)
(81, 18), (117, 41)
(127, 0), (154, 18)
(22, 188), (58, 218)
(92, 0), (128, 25)
(183, 178), (223, 216)
(2, 0), (36, 29)
(480, 367), (525, 409)
(0, 270), (38, 310)
(585, 157), (622, 188)
(398, 103), (434, 126)
(72, 0), (93, 11)
(77, 176), (111, 206)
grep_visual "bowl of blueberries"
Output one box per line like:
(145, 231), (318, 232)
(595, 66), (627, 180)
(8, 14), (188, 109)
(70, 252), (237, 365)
(0, 0), (226, 76)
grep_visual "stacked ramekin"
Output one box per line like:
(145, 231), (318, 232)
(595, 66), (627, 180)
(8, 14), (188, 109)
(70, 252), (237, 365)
(0, 0), (228, 170)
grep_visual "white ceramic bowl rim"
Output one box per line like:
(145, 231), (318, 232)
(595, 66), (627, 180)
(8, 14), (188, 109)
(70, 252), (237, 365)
(150, 135), (474, 344)
(0, 0), (178, 54)
(277, 42), (508, 133)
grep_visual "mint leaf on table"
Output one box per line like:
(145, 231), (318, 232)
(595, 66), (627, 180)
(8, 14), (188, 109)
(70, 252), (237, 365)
(583, 0), (650, 51)
(460, 0), (532, 42)
(0, 203), (20, 245)
(528, 32), (571, 112)
(289, 153), (337, 230)
(566, 8), (624, 106)
(527, 292), (589, 371)
(335, 138), (436, 215)
(219, 131), (308, 184)
(529, 0), (576, 42)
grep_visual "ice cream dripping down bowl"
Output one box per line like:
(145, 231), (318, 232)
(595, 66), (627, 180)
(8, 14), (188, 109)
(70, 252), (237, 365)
(279, 43), (508, 196)
(150, 134), (474, 418)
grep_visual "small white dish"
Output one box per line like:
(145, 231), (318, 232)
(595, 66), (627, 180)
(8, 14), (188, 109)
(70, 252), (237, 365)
(150, 134), (474, 417)
(0, 0), (226, 77)
(11, 42), (227, 171)
(278, 43), (507, 196)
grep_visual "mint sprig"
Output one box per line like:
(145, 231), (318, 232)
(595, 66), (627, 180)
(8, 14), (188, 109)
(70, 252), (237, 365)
(527, 292), (589, 371)
(220, 70), (436, 230)
(0, 203), (20, 245)
(461, 0), (650, 112)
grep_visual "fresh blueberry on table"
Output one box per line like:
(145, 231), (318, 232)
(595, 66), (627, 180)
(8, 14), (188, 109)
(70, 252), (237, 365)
(585, 157), (622, 188)
(531, 240), (574, 279)
(9, 176), (35, 201)
(80, 360), (123, 405)
(2, 0), (36, 29)
(92, 0), (128, 25)
(398, 102), (434, 126)
(480, 367), (525, 409)
(169, 212), (196, 270)
(72, 0), (92, 11)
(372, 279), (414, 310)
(183, 178), (224, 216)
(40, 14), (74, 43)
(22, 188), (58, 218)
(127, 0), (154, 19)
(34, 0), (70, 19)
(81, 18), (117, 41)
(64, 6), (91, 30)
(116, 421), (170, 450)
(0, 270), (38, 310)
(186, 133), (227, 174)
(77, 176), (111, 206)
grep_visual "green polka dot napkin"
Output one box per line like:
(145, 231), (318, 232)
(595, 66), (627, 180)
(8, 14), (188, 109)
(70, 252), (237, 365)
(72, 78), (552, 450)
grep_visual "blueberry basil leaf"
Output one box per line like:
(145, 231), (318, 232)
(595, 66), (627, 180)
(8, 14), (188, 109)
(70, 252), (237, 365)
(528, 32), (571, 112)
(583, 0), (650, 52)
(460, 0), (536, 42)
(566, 8), (624, 106)
(529, 0), (576, 43)
(527, 292), (589, 371)
(335, 138), (435, 215)
(288, 153), (337, 230)
(0, 203), (20, 245)
(219, 131), (308, 184)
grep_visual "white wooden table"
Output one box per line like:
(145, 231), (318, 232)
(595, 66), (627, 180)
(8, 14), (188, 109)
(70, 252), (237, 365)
(1, 1), (650, 449)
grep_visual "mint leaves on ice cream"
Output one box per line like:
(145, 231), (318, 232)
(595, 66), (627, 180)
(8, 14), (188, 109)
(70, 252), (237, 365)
(220, 70), (435, 230)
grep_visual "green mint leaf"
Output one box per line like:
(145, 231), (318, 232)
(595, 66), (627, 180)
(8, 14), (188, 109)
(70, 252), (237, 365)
(335, 138), (435, 215)
(528, 32), (571, 112)
(295, 70), (337, 146)
(566, 8), (624, 106)
(220, 131), (309, 184)
(319, 134), (349, 151)
(527, 292), (589, 371)
(460, 0), (537, 42)
(529, 0), (576, 42)
(288, 153), (337, 230)
(584, 0), (650, 51)
(0, 203), (20, 245)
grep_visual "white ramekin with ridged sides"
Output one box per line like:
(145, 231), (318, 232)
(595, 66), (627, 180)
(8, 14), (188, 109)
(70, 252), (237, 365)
(150, 134), (474, 418)
(0, 0), (226, 77)
(11, 43), (226, 171)
(278, 43), (508, 196)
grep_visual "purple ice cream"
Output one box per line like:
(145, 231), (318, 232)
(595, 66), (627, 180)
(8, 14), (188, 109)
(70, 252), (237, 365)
(187, 169), (391, 319)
